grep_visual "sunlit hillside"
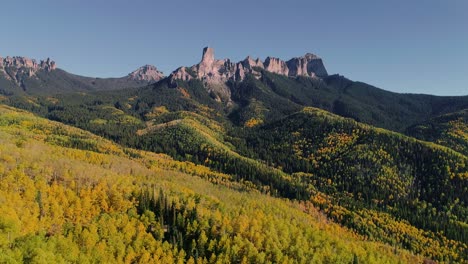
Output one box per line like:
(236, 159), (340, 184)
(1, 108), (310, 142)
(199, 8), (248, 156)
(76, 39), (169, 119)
(0, 105), (424, 263)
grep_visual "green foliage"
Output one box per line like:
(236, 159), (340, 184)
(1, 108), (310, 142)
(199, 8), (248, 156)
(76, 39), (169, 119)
(407, 109), (468, 155)
(0, 105), (422, 263)
(1, 70), (468, 263)
(235, 107), (468, 261)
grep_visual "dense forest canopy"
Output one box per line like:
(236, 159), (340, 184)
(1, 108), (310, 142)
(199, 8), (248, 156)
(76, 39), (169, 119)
(1, 68), (467, 263)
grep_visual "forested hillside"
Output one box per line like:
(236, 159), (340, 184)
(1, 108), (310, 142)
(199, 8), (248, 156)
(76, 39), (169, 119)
(407, 109), (468, 156)
(1, 69), (467, 263)
(0, 105), (425, 263)
(227, 73), (468, 132)
(2, 0), (467, 262)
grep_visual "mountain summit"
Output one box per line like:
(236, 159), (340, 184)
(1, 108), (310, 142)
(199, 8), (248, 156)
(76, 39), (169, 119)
(170, 47), (328, 84)
(0, 56), (56, 86)
(127, 64), (164, 82)
(0, 56), (56, 73)
(169, 47), (328, 103)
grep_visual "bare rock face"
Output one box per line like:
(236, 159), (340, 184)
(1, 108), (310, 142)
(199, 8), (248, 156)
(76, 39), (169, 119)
(1, 56), (56, 72)
(171, 47), (237, 104)
(286, 53), (328, 78)
(40, 58), (57, 72)
(128, 65), (164, 82)
(0, 56), (57, 84)
(235, 63), (246, 80)
(194, 48), (234, 103)
(242, 56), (264, 70)
(170, 47), (266, 85)
(195, 47), (236, 83)
(264, 57), (289, 76)
(170, 47), (330, 84)
(171, 67), (193, 81)
(199, 47), (215, 72)
(170, 47), (329, 104)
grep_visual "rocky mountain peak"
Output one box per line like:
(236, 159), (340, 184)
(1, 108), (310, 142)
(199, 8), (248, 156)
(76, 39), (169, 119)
(264, 57), (289, 76)
(286, 53), (328, 78)
(0, 56), (56, 72)
(201, 47), (215, 65)
(0, 56), (57, 85)
(169, 47), (329, 103)
(304, 53), (320, 60)
(242, 56), (264, 69)
(197, 47), (220, 78)
(128, 65), (164, 82)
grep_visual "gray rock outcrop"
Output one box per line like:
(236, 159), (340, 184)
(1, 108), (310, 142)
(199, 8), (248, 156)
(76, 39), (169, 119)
(264, 57), (289, 76)
(170, 47), (328, 85)
(0, 56), (57, 84)
(286, 53), (328, 78)
(128, 65), (164, 82)
(169, 47), (329, 104)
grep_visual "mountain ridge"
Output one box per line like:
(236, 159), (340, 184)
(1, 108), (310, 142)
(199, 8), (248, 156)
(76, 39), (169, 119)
(170, 47), (328, 83)
(0, 55), (164, 95)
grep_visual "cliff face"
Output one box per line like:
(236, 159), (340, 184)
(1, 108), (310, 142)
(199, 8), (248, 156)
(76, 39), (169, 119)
(286, 53), (328, 78)
(169, 47), (329, 104)
(264, 57), (289, 76)
(0, 56), (56, 85)
(170, 48), (235, 103)
(170, 47), (328, 85)
(0, 56), (56, 72)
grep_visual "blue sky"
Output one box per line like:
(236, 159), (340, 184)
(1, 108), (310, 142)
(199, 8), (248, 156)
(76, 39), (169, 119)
(1, 0), (467, 95)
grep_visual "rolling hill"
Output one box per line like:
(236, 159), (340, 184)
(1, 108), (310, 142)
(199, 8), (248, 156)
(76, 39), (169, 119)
(407, 109), (468, 156)
(0, 104), (424, 263)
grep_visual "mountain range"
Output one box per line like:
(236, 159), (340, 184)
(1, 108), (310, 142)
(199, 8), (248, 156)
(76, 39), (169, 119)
(3, 48), (466, 132)
(0, 47), (467, 263)
(0, 56), (164, 95)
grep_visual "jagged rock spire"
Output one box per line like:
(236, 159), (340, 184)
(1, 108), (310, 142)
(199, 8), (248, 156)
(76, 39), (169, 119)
(201, 47), (215, 65)
(171, 47), (328, 84)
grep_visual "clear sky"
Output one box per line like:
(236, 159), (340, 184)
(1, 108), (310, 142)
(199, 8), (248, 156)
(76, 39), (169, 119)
(1, 0), (467, 95)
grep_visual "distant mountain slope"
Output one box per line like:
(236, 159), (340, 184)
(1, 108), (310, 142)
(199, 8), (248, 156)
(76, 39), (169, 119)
(2, 49), (467, 134)
(225, 71), (468, 132)
(0, 56), (164, 95)
(0, 104), (422, 263)
(166, 47), (468, 132)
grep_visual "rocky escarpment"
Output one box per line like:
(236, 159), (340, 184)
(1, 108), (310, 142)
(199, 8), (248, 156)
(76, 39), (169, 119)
(0, 56), (56, 85)
(170, 47), (328, 86)
(286, 53), (328, 78)
(127, 64), (164, 82)
(170, 48), (237, 103)
(169, 47), (329, 103)
(264, 57), (289, 76)
(171, 47), (241, 84)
